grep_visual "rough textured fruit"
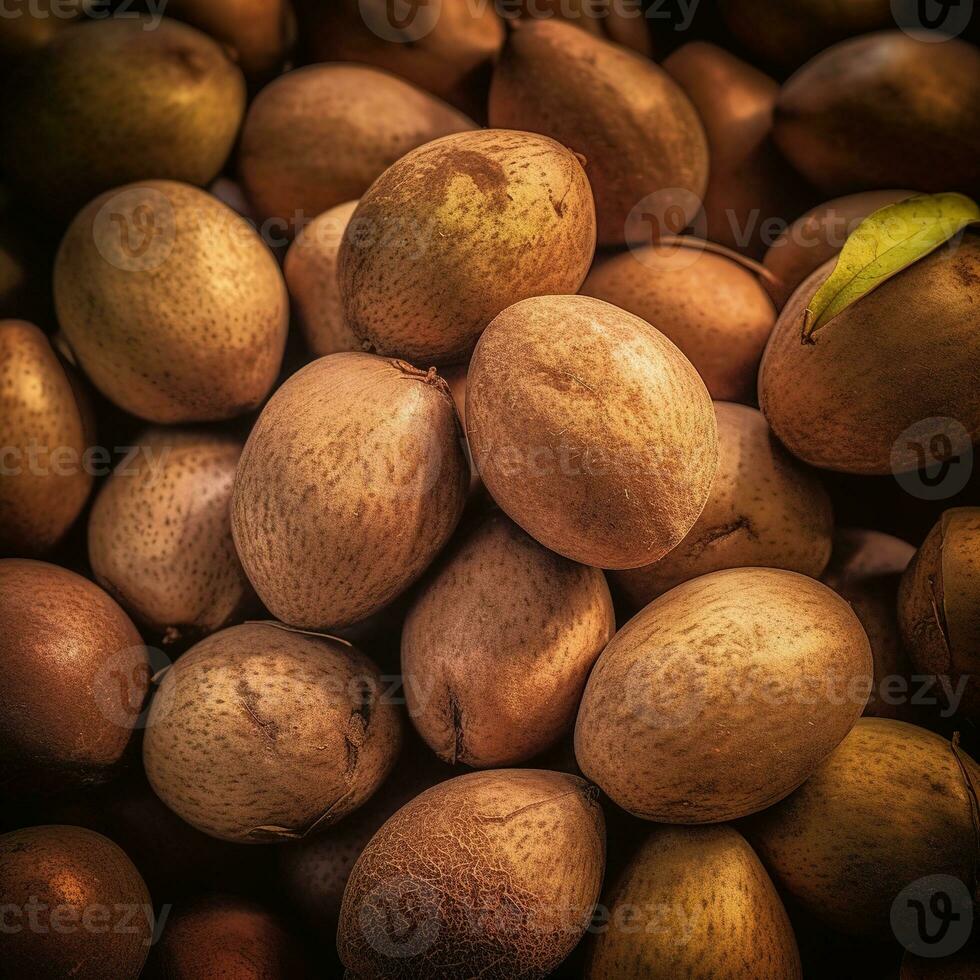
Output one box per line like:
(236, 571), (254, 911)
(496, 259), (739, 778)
(612, 403), (833, 607)
(585, 825), (802, 979)
(0, 825), (152, 980)
(575, 567), (872, 822)
(54, 180), (288, 424)
(0, 319), (92, 555)
(758, 236), (980, 474)
(0, 560), (147, 794)
(239, 65), (474, 233)
(773, 32), (980, 196)
(743, 718), (980, 938)
(339, 129), (596, 364)
(489, 19), (707, 245)
(581, 243), (776, 403)
(232, 353), (469, 629)
(143, 622), (401, 843)
(338, 769), (605, 978)
(0, 17), (245, 216)
(402, 510), (615, 766)
(466, 294), (717, 569)
(87, 428), (254, 645)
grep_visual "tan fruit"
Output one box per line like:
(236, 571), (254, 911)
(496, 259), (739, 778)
(612, 402), (833, 607)
(513, 0), (653, 55)
(0, 319), (92, 555)
(758, 236), (980, 474)
(232, 353), (468, 629)
(402, 510), (615, 766)
(87, 428), (254, 645)
(466, 294), (717, 569)
(488, 19), (708, 245)
(575, 567), (872, 822)
(54, 180), (288, 424)
(581, 243), (776, 402)
(339, 129), (596, 364)
(744, 718), (980, 938)
(0, 17), (245, 216)
(585, 825), (802, 979)
(240, 65), (474, 234)
(338, 769), (605, 978)
(143, 622), (401, 843)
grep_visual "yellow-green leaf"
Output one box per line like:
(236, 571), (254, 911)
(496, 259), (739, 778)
(802, 192), (980, 340)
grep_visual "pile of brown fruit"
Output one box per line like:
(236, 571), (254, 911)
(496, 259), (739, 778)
(1, 1), (979, 978)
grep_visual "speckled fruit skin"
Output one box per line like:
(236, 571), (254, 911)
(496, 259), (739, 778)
(488, 19), (707, 245)
(402, 510), (615, 767)
(87, 428), (254, 645)
(0, 825), (152, 980)
(0, 559), (148, 793)
(338, 769), (605, 979)
(239, 65), (474, 231)
(143, 622), (402, 843)
(232, 353), (469, 629)
(466, 294), (717, 569)
(575, 567), (872, 823)
(54, 180), (288, 424)
(339, 129), (596, 365)
(758, 236), (980, 475)
(613, 403), (833, 607)
(585, 825), (802, 979)
(0, 17), (245, 216)
(743, 718), (980, 938)
(899, 509), (980, 721)
(0, 319), (92, 555)
(581, 245), (776, 403)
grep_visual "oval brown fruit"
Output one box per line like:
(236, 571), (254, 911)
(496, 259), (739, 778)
(339, 129), (596, 365)
(466, 294), (717, 569)
(232, 354), (468, 629)
(743, 718), (980, 938)
(585, 825), (802, 979)
(575, 567), (872, 822)
(489, 18), (707, 245)
(54, 180), (288, 424)
(338, 768), (605, 979)
(0, 825), (152, 980)
(758, 236), (980, 475)
(612, 402), (833, 607)
(143, 622), (402, 843)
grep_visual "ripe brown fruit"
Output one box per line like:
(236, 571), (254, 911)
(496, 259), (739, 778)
(512, 0), (653, 55)
(466, 294), (717, 569)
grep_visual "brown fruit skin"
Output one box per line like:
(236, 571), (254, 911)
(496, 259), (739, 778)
(232, 353), (469, 629)
(663, 42), (812, 259)
(466, 294), (717, 569)
(54, 180), (288, 424)
(773, 32), (980, 197)
(0, 825), (151, 980)
(761, 190), (914, 309)
(585, 825), (802, 979)
(612, 403), (833, 608)
(0, 0), (85, 72)
(87, 428), (254, 645)
(239, 65), (474, 233)
(338, 769), (605, 979)
(143, 622), (402, 843)
(0, 560), (148, 794)
(899, 509), (980, 721)
(758, 236), (980, 475)
(581, 244), (776, 403)
(513, 0), (653, 56)
(402, 510), (616, 767)
(743, 718), (980, 938)
(0, 319), (92, 555)
(0, 17), (245, 217)
(489, 19), (708, 245)
(339, 129), (596, 365)
(575, 567), (872, 823)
